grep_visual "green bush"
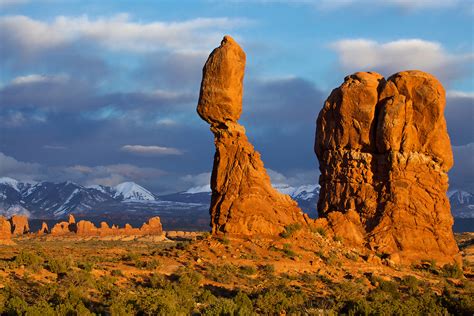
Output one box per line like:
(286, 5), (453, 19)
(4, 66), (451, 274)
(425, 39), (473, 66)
(441, 263), (463, 279)
(312, 226), (327, 237)
(280, 223), (302, 238)
(111, 269), (124, 277)
(259, 264), (275, 274)
(14, 250), (43, 272)
(44, 256), (72, 274)
(239, 265), (257, 275)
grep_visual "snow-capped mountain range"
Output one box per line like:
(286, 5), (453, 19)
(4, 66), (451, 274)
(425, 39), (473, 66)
(0, 177), (473, 224)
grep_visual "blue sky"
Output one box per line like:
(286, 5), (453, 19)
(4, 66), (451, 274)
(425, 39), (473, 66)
(0, 0), (473, 193)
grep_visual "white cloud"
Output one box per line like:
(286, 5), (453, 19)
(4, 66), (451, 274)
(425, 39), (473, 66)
(0, 152), (42, 181)
(181, 172), (211, 187)
(0, 14), (250, 54)
(267, 168), (319, 186)
(66, 163), (165, 187)
(10, 74), (69, 85)
(0, 152), (165, 187)
(330, 38), (473, 83)
(447, 90), (474, 99)
(121, 145), (183, 156)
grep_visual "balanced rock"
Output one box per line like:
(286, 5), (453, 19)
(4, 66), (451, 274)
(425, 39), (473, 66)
(0, 216), (12, 239)
(315, 70), (460, 264)
(9, 215), (29, 235)
(197, 36), (308, 236)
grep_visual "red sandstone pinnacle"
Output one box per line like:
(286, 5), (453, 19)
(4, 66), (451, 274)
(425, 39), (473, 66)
(76, 220), (99, 235)
(140, 216), (163, 235)
(315, 70), (460, 264)
(10, 215), (29, 235)
(38, 222), (49, 235)
(0, 216), (12, 239)
(197, 36), (308, 236)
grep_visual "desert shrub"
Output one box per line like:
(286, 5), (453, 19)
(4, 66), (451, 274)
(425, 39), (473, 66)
(121, 253), (140, 262)
(280, 223), (302, 238)
(218, 237), (231, 245)
(109, 294), (136, 316)
(176, 241), (191, 250)
(44, 256), (73, 274)
(135, 287), (186, 315)
(201, 232), (211, 239)
(206, 264), (238, 283)
(201, 297), (237, 315)
(136, 258), (160, 270)
(441, 263), (463, 278)
(259, 264), (275, 274)
(441, 287), (474, 315)
(14, 250), (43, 272)
(333, 235), (343, 243)
(255, 286), (306, 314)
(234, 291), (254, 315)
(111, 269), (124, 277)
(77, 261), (94, 272)
(312, 226), (327, 237)
(239, 265), (257, 275)
(282, 243), (297, 258)
(344, 251), (359, 261)
(149, 273), (169, 289)
(401, 275), (420, 295)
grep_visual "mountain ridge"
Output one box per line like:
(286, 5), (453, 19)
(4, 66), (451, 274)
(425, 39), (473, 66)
(0, 178), (472, 220)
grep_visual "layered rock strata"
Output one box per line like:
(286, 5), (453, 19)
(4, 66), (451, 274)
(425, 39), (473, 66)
(315, 71), (460, 264)
(197, 36), (308, 236)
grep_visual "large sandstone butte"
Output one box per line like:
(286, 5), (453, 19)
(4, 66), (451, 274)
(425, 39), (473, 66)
(198, 36), (308, 236)
(315, 70), (460, 264)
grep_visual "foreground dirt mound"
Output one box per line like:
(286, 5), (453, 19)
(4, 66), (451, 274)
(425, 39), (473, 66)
(197, 36), (308, 236)
(315, 71), (460, 264)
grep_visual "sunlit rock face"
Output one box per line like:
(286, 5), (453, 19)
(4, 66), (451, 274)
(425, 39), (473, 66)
(316, 70), (460, 264)
(198, 36), (308, 236)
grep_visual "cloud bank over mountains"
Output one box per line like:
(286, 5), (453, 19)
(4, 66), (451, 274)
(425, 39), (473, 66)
(0, 1), (472, 193)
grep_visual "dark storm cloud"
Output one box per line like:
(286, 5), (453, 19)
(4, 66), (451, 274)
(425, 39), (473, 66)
(445, 92), (474, 146)
(136, 51), (207, 90)
(241, 77), (325, 171)
(450, 143), (474, 191)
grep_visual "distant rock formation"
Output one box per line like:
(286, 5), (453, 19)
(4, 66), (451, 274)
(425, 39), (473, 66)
(197, 36), (308, 236)
(0, 216), (11, 240)
(315, 70), (460, 264)
(140, 216), (163, 235)
(38, 222), (49, 235)
(9, 215), (29, 235)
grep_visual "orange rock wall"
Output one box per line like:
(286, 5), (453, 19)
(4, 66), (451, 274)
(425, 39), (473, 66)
(315, 71), (460, 264)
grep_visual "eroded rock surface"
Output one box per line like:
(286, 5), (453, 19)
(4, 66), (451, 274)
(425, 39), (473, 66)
(315, 70), (460, 264)
(140, 216), (163, 235)
(198, 36), (308, 236)
(0, 216), (11, 239)
(10, 215), (30, 235)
